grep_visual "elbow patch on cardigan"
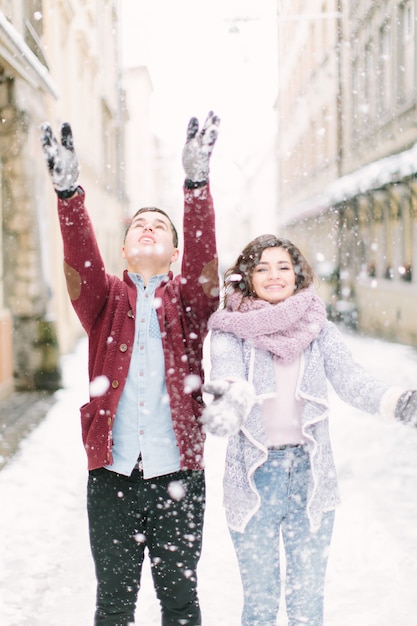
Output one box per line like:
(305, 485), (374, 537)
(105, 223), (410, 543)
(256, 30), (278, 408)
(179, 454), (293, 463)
(200, 257), (219, 298)
(64, 261), (82, 300)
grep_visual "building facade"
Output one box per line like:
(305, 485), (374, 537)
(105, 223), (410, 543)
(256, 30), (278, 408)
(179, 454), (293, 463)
(277, 0), (417, 346)
(0, 0), (129, 399)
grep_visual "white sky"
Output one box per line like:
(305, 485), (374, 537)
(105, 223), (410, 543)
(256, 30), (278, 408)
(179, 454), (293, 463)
(120, 0), (278, 162)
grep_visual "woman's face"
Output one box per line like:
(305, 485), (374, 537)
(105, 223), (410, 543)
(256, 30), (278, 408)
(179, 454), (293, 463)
(251, 247), (296, 303)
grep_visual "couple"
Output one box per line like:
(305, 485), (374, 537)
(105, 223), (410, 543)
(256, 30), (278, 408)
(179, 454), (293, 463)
(40, 114), (417, 626)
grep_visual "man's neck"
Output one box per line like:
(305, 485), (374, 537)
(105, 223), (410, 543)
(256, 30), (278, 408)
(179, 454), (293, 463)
(128, 265), (169, 287)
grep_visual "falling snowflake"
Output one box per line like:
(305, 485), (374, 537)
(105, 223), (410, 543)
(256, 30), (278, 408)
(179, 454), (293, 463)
(89, 375), (110, 397)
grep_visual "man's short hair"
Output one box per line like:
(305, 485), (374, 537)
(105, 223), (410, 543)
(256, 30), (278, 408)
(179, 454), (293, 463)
(125, 207), (179, 247)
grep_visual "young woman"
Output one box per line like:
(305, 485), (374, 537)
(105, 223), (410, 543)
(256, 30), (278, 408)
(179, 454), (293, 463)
(202, 234), (417, 626)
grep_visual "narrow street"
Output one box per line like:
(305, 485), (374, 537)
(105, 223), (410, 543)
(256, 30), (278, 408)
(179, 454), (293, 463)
(0, 392), (57, 471)
(1, 330), (417, 625)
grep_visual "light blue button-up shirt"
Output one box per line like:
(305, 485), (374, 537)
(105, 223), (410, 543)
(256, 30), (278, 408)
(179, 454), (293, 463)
(105, 273), (180, 478)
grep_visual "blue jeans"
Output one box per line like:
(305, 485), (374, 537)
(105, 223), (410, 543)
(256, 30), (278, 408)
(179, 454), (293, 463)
(230, 446), (335, 626)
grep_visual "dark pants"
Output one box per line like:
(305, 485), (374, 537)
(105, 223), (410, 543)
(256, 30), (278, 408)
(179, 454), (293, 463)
(87, 466), (205, 626)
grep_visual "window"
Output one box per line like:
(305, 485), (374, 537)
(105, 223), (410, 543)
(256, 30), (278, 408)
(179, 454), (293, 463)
(351, 56), (360, 141)
(23, 0), (48, 68)
(101, 101), (117, 194)
(377, 22), (391, 115)
(397, 1), (415, 103)
(364, 40), (375, 125)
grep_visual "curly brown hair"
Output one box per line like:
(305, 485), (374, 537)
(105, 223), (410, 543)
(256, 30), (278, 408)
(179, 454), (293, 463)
(223, 234), (315, 304)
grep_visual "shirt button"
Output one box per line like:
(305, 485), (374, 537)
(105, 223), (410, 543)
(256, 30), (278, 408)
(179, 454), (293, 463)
(127, 309), (134, 318)
(139, 429), (144, 435)
(139, 371), (144, 377)
(111, 380), (119, 388)
(119, 343), (128, 352)
(140, 345), (144, 350)
(141, 318), (145, 323)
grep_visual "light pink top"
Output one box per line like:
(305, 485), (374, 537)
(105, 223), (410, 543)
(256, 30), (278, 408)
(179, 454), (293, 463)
(261, 356), (304, 446)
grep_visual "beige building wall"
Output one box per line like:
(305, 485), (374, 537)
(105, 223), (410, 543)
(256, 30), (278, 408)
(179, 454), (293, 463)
(124, 66), (159, 214)
(342, 1), (417, 173)
(0, 0), (136, 395)
(278, 0), (341, 215)
(277, 0), (341, 299)
(40, 0), (127, 354)
(0, 1), (62, 394)
(276, 0), (417, 346)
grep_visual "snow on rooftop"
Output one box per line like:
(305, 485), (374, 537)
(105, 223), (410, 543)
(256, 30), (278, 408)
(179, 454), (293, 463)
(282, 141), (417, 224)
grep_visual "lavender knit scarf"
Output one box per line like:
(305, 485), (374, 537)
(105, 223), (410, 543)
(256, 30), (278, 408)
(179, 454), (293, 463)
(208, 287), (327, 364)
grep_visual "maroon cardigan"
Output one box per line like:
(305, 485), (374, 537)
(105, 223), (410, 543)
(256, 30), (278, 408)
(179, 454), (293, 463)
(57, 185), (219, 470)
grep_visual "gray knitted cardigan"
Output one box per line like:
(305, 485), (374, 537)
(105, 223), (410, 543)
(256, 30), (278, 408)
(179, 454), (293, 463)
(209, 320), (402, 532)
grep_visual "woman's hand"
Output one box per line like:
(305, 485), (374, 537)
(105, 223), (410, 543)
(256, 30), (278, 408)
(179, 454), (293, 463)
(395, 390), (417, 426)
(201, 379), (256, 437)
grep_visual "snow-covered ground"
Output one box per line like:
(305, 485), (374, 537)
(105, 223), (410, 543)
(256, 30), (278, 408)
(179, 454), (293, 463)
(1, 330), (417, 626)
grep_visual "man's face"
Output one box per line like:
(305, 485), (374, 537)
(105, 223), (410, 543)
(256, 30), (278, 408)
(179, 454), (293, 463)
(122, 211), (179, 273)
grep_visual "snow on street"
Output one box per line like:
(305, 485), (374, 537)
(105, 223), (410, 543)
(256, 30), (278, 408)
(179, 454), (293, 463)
(1, 330), (417, 625)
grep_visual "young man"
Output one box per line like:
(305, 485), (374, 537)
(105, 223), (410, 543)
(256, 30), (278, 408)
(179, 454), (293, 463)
(40, 112), (220, 626)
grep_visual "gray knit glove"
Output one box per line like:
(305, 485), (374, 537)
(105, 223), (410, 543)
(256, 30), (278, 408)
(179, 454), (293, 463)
(182, 111), (220, 186)
(40, 122), (79, 198)
(395, 390), (417, 426)
(201, 379), (256, 437)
